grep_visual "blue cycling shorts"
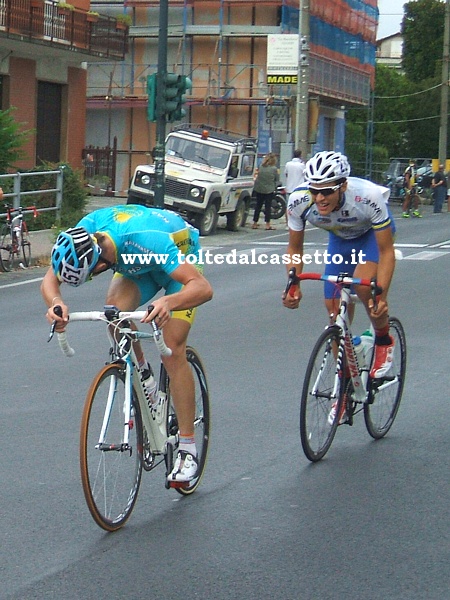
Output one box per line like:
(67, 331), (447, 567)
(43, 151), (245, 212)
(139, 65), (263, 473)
(324, 211), (396, 299)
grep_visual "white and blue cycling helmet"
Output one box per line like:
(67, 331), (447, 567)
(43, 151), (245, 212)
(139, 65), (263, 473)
(305, 151), (351, 185)
(51, 227), (100, 286)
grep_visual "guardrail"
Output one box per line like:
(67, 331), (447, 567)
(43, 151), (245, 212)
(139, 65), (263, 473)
(0, 169), (64, 218)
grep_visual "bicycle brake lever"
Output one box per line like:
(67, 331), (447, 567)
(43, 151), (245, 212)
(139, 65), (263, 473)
(47, 305), (63, 343)
(284, 267), (300, 298)
(370, 278), (383, 311)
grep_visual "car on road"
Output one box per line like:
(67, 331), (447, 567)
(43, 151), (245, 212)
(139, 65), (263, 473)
(127, 124), (258, 235)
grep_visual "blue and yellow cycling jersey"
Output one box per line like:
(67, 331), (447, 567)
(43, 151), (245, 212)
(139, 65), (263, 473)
(287, 177), (392, 240)
(77, 205), (200, 278)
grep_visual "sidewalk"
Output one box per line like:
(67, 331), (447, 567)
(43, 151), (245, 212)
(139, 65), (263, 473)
(30, 195), (126, 264)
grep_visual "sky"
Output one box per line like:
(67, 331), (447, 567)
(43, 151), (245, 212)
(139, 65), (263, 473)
(377, 0), (406, 39)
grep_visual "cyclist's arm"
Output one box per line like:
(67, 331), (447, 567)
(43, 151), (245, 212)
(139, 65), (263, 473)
(369, 227), (395, 319)
(143, 263), (213, 324)
(283, 228), (305, 308)
(41, 268), (69, 327)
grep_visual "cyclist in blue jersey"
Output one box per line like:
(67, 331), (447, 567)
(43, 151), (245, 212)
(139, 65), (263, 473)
(282, 151), (396, 392)
(41, 205), (213, 485)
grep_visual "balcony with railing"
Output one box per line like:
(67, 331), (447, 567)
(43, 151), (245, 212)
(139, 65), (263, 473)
(0, 0), (128, 60)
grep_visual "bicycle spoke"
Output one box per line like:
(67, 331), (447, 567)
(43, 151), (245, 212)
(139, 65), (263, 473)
(80, 364), (143, 531)
(300, 327), (343, 462)
(168, 347), (210, 495)
(364, 318), (406, 439)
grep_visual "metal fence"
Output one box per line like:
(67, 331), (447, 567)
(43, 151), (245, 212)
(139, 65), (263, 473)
(0, 169), (64, 218)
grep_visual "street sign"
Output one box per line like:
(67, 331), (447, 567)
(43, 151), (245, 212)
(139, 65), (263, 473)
(266, 34), (299, 85)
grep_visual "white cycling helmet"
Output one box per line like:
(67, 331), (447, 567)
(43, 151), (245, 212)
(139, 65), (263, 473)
(305, 151), (351, 185)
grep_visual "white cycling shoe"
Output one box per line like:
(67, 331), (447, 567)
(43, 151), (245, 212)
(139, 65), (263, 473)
(168, 450), (198, 487)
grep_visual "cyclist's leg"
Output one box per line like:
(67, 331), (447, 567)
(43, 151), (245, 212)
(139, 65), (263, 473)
(148, 270), (201, 483)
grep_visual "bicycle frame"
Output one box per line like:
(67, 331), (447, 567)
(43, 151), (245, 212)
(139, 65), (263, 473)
(333, 283), (369, 404)
(286, 270), (379, 404)
(55, 308), (175, 457)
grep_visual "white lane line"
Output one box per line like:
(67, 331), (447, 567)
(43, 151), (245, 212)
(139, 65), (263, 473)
(0, 276), (43, 290)
(403, 251), (450, 260)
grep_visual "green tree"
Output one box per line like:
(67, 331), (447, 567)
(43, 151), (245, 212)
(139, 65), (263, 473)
(0, 107), (33, 173)
(345, 65), (414, 172)
(402, 0), (445, 83)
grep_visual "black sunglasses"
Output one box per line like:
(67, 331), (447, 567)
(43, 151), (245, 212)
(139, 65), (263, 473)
(308, 184), (342, 197)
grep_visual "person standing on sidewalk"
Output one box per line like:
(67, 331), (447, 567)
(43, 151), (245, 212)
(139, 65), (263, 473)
(431, 163), (446, 214)
(252, 152), (279, 230)
(402, 160), (422, 218)
(284, 149), (305, 195)
(284, 149), (306, 230)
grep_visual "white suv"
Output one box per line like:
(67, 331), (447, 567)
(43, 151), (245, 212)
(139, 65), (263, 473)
(127, 125), (257, 235)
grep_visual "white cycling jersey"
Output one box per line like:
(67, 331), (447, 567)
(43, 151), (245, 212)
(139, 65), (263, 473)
(287, 177), (391, 240)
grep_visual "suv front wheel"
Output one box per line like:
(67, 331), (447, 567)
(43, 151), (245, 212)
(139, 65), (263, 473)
(193, 202), (219, 236)
(226, 198), (247, 231)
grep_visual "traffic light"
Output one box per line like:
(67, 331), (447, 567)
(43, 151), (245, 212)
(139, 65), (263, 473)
(173, 75), (192, 121)
(163, 73), (192, 122)
(146, 72), (192, 122)
(147, 73), (157, 122)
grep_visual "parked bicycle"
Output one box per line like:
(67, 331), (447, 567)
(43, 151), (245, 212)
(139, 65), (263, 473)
(285, 269), (406, 462)
(0, 203), (38, 272)
(48, 305), (210, 531)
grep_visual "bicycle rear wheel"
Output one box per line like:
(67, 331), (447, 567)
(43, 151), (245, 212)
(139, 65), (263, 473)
(364, 317), (406, 439)
(80, 363), (143, 531)
(0, 226), (14, 272)
(300, 326), (344, 462)
(20, 222), (31, 267)
(163, 346), (210, 494)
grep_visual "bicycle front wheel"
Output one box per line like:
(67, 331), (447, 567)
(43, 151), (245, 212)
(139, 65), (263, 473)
(0, 226), (14, 272)
(20, 222), (31, 267)
(364, 317), (406, 439)
(300, 326), (344, 462)
(164, 346), (210, 495)
(80, 363), (143, 531)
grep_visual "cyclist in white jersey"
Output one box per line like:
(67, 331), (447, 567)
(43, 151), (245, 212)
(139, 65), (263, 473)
(282, 152), (396, 389)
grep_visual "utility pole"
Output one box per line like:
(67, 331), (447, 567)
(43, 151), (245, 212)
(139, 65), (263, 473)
(153, 0), (168, 208)
(438, 0), (450, 166)
(295, 0), (310, 157)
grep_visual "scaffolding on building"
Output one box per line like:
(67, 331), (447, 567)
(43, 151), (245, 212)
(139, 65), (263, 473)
(87, 0), (377, 109)
(86, 0), (378, 191)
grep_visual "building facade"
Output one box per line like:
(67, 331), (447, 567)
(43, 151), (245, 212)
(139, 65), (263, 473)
(0, 0), (127, 171)
(86, 0), (379, 192)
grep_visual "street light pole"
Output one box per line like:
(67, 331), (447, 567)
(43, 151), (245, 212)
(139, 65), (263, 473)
(295, 0), (310, 157)
(153, 0), (169, 208)
(438, 0), (450, 166)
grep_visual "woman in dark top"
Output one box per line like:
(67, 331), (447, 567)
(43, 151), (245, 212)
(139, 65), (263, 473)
(252, 152), (278, 230)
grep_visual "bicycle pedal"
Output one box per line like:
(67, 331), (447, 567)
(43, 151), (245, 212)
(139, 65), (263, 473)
(371, 375), (395, 389)
(168, 480), (189, 490)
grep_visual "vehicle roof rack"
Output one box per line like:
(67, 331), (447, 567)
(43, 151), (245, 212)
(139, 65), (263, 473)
(170, 123), (257, 148)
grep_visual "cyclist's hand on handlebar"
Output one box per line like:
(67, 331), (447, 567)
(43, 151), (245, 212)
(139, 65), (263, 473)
(142, 297), (171, 328)
(282, 284), (302, 309)
(367, 297), (389, 322)
(46, 301), (69, 330)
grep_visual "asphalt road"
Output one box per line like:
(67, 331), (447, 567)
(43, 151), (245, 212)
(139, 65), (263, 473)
(1, 204), (449, 600)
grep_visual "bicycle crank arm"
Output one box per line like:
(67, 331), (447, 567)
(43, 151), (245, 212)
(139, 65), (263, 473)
(96, 442), (133, 454)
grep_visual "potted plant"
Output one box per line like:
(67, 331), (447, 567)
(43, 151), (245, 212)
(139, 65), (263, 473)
(115, 13), (132, 30)
(86, 10), (99, 22)
(57, 2), (74, 15)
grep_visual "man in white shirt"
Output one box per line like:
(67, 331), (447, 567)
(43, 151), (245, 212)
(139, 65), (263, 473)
(284, 149), (305, 194)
